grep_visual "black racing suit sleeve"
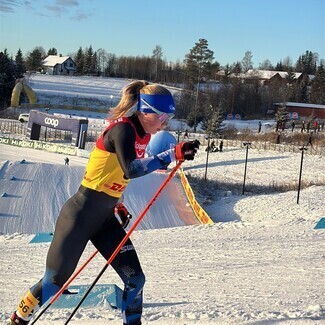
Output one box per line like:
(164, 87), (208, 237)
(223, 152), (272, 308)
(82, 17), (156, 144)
(102, 122), (172, 179)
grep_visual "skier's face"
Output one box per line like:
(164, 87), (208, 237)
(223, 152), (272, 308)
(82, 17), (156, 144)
(139, 113), (171, 134)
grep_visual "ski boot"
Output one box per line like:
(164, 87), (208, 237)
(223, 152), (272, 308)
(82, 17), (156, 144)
(8, 311), (29, 325)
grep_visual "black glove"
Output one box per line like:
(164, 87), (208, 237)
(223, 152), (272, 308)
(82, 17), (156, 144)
(174, 140), (200, 161)
(114, 203), (132, 229)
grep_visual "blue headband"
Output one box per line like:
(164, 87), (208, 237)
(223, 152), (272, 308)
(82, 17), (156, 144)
(137, 94), (175, 115)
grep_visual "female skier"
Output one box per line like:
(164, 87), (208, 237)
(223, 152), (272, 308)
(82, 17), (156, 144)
(9, 80), (199, 325)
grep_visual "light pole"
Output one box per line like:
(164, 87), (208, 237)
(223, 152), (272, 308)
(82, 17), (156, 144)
(204, 135), (211, 181)
(242, 142), (252, 195)
(297, 145), (307, 204)
(193, 77), (200, 133)
(110, 95), (113, 108)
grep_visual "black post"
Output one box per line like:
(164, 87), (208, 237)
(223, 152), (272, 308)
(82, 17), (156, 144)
(176, 131), (182, 143)
(242, 142), (251, 195)
(297, 146), (307, 204)
(204, 136), (210, 181)
(45, 108), (50, 142)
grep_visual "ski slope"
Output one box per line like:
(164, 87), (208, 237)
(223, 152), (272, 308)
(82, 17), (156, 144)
(0, 144), (202, 234)
(0, 142), (324, 324)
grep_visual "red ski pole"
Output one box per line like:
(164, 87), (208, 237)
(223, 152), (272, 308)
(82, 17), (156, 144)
(30, 161), (183, 324)
(64, 160), (182, 324)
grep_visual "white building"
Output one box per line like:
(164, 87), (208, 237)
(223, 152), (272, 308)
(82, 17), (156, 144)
(42, 55), (76, 75)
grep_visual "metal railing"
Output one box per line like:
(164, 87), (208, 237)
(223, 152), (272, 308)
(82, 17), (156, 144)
(1, 119), (324, 156)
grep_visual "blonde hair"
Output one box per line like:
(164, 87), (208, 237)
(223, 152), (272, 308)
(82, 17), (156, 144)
(109, 80), (173, 120)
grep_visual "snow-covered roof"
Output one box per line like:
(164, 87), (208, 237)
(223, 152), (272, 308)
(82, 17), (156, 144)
(245, 69), (279, 79)
(275, 102), (325, 109)
(42, 55), (72, 67)
(245, 69), (302, 80)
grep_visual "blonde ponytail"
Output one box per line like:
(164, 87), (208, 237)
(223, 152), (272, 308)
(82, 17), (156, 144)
(109, 80), (148, 119)
(109, 80), (172, 120)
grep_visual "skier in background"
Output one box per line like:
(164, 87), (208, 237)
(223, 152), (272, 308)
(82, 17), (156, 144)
(9, 81), (200, 325)
(301, 120), (305, 133)
(210, 140), (217, 152)
(219, 140), (224, 152)
(183, 129), (189, 139)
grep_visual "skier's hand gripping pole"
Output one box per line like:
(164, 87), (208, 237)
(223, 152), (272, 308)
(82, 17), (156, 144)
(174, 139), (200, 161)
(30, 160), (183, 324)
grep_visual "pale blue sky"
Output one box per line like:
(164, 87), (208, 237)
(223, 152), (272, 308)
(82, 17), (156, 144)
(0, 0), (324, 67)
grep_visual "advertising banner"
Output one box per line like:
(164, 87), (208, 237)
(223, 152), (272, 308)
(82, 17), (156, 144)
(0, 136), (77, 156)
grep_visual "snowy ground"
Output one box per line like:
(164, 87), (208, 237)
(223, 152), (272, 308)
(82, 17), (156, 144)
(0, 143), (324, 325)
(1, 74), (324, 324)
(25, 74), (181, 111)
(17, 74), (276, 133)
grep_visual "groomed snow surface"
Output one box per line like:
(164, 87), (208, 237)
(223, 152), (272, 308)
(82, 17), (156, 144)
(0, 143), (324, 324)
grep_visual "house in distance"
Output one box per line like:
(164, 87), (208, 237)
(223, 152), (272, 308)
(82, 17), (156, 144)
(42, 55), (76, 75)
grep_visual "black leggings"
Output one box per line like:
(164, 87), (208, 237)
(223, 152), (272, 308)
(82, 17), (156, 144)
(30, 186), (145, 324)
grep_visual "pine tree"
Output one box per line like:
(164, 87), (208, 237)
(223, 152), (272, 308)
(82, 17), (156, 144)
(184, 38), (214, 84)
(295, 50), (318, 75)
(47, 47), (57, 55)
(203, 105), (224, 137)
(298, 73), (309, 103)
(275, 61), (284, 71)
(25, 47), (46, 72)
(15, 48), (25, 78)
(184, 38), (214, 132)
(275, 104), (289, 131)
(0, 50), (16, 108)
(310, 62), (325, 104)
(91, 52), (98, 76)
(74, 47), (84, 75)
(83, 46), (94, 75)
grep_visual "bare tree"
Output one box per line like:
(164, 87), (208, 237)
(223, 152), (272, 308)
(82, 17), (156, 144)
(152, 45), (163, 81)
(258, 59), (274, 70)
(241, 51), (253, 72)
(96, 48), (109, 76)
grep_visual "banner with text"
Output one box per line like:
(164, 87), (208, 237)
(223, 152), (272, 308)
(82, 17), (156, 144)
(0, 136), (77, 156)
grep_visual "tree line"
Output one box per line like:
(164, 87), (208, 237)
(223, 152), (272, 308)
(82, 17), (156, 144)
(1, 39), (324, 134)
